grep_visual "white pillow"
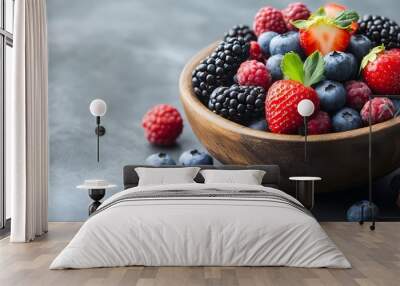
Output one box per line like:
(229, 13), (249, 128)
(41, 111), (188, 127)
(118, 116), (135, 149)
(200, 169), (266, 185)
(135, 167), (200, 186)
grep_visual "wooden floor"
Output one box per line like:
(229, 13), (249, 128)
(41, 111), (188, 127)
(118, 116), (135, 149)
(0, 222), (399, 286)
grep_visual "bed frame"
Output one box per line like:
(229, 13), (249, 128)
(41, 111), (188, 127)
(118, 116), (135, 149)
(123, 165), (280, 189)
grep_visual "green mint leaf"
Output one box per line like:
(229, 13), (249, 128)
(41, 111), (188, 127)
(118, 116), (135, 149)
(281, 52), (304, 84)
(303, 51), (325, 87)
(360, 44), (385, 71)
(334, 10), (359, 29)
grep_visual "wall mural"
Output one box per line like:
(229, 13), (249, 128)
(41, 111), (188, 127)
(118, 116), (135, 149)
(48, 0), (400, 222)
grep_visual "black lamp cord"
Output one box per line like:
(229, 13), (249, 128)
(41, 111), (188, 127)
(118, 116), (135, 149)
(361, 94), (400, 230)
(358, 97), (375, 230)
(368, 95), (375, 230)
(96, 116), (100, 162)
(304, 116), (308, 164)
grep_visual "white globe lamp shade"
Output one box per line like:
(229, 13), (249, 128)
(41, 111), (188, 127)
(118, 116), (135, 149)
(90, 99), (107, 117)
(297, 99), (315, 117)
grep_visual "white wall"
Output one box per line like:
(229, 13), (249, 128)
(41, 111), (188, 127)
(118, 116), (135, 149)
(5, 44), (13, 220)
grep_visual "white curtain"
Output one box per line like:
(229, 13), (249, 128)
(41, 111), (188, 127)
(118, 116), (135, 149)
(8, 0), (49, 242)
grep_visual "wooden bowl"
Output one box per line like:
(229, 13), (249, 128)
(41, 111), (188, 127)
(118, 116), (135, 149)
(179, 42), (400, 193)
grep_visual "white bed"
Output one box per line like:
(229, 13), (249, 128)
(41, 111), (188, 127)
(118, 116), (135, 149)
(50, 181), (350, 269)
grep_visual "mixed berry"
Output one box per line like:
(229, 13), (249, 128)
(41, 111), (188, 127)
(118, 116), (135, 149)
(191, 2), (400, 135)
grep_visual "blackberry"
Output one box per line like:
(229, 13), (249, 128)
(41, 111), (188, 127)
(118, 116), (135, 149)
(224, 25), (257, 43)
(357, 15), (400, 49)
(192, 37), (250, 103)
(208, 84), (266, 124)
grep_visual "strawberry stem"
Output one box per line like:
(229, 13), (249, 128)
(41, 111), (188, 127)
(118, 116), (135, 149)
(311, 7), (326, 18)
(360, 44), (385, 71)
(334, 10), (359, 29)
(292, 8), (359, 31)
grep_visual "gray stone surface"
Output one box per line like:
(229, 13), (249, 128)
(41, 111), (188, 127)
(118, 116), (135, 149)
(48, 0), (400, 221)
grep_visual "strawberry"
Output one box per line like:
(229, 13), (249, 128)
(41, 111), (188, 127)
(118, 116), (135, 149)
(266, 52), (323, 134)
(361, 45), (400, 95)
(293, 9), (359, 55)
(324, 3), (358, 32)
(299, 25), (350, 56)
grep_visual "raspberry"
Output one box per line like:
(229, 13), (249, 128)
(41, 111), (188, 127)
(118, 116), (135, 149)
(360, 98), (395, 125)
(236, 60), (271, 89)
(253, 6), (287, 36)
(307, 111), (332, 134)
(282, 2), (311, 30)
(249, 41), (263, 61)
(142, 104), (183, 146)
(345, 81), (371, 110)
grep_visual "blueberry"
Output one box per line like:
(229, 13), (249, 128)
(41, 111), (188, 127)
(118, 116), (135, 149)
(248, 118), (268, 131)
(315, 80), (346, 112)
(324, 51), (358, 82)
(266, 54), (284, 81)
(257, 31), (278, 55)
(178, 149), (213, 166)
(348, 53), (358, 80)
(347, 200), (379, 222)
(392, 99), (400, 116)
(347, 35), (373, 62)
(269, 31), (302, 56)
(145, 153), (176, 166)
(332, 107), (362, 132)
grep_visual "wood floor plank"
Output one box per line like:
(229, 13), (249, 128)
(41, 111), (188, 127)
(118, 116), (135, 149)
(0, 222), (399, 286)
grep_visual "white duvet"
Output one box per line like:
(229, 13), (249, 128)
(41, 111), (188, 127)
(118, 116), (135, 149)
(50, 183), (350, 269)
